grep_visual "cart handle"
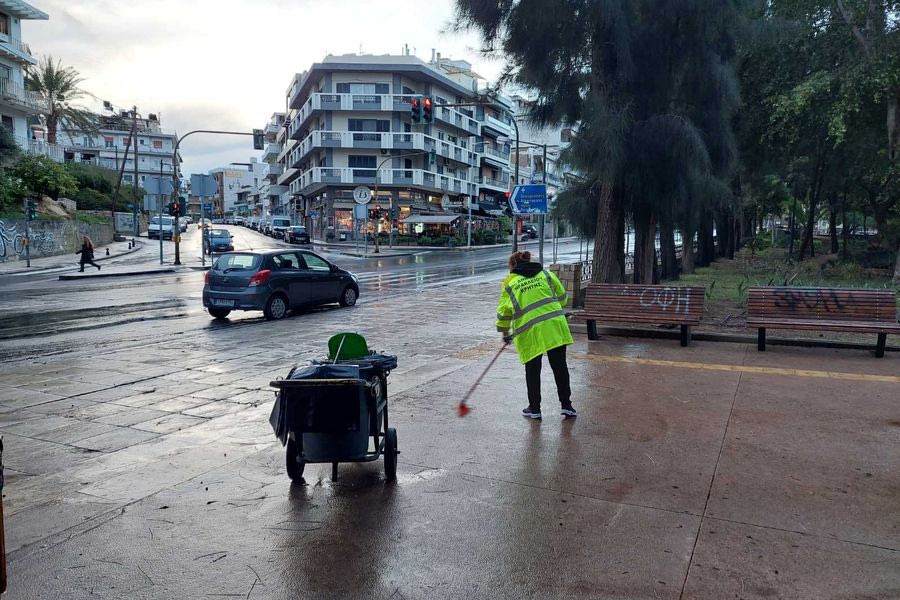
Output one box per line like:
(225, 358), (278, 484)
(270, 378), (374, 388)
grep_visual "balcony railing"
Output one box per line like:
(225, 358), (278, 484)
(262, 142), (281, 161)
(0, 78), (48, 112)
(481, 114), (512, 133)
(294, 166), (477, 196)
(481, 145), (510, 161)
(16, 136), (63, 162)
(289, 93), (480, 137)
(476, 176), (509, 189)
(0, 35), (36, 64)
(289, 130), (477, 170)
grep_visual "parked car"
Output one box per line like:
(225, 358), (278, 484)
(285, 226), (310, 244)
(148, 216), (175, 240)
(205, 229), (234, 254)
(202, 250), (360, 321)
(520, 224), (538, 240)
(234, 216), (245, 226)
(270, 216), (292, 239)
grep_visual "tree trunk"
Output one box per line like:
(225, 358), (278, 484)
(873, 208), (890, 249)
(591, 184), (624, 283)
(840, 201), (850, 260)
(828, 207), (838, 254)
(681, 229), (695, 274)
(697, 211), (714, 267)
(893, 240), (900, 283)
(659, 218), (678, 280)
(799, 189), (816, 260)
(632, 205), (656, 284)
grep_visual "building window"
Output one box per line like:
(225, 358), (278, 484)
(153, 140), (163, 149)
(0, 64), (10, 81)
(104, 137), (114, 148)
(349, 155), (376, 177)
(0, 13), (9, 36)
(335, 83), (389, 94)
(123, 137), (131, 146)
(140, 138), (146, 145)
(435, 96), (447, 105)
(123, 175), (132, 183)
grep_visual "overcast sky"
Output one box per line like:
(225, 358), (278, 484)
(23, 0), (504, 176)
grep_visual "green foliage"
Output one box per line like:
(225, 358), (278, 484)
(0, 125), (20, 168)
(0, 170), (25, 212)
(25, 55), (97, 144)
(11, 154), (78, 199)
(76, 213), (111, 224)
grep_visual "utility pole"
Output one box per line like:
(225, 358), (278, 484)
(132, 107), (139, 237)
(371, 150), (428, 252)
(22, 197), (31, 268)
(539, 143), (546, 265)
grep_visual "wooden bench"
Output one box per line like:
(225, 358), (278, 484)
(579, 284), (706, 346)
(747, 287), (900, 358)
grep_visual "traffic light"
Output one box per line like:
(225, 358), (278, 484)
(422, 97), (434, 123)
(504, 191), (513, 216)
(252, 128), (264, 150)
(25, 199), (37, 221)
(410, 98), (422, 123)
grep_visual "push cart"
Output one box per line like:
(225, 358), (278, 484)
(269, 334), (398, 482)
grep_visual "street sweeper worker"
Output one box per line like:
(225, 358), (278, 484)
(496, 251), (576, 419)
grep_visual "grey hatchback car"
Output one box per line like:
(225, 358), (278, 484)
(202, 249), (359, 320)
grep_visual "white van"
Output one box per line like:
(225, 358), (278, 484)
(148, 216), (175, 240)
(270, 217), (292, 239)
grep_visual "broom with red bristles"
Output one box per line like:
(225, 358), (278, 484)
(457, 340), (509, 417)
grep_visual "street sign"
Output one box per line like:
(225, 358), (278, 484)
(203, 203), (213, 212)
(509, 184), (548, 214)
(144, 176), (174, 196)
(191, 174), (217, 198)
(353, 204), (367, 220)
(309, 210), (318, 217)
(353, 186), (371, 205)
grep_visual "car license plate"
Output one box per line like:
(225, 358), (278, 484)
(211, 298), (234, 307)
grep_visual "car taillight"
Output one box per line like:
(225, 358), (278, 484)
(248, 269), (271, 287)
(204, 271), (210, 284)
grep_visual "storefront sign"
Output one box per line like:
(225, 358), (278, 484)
(353, 186), (372, 205)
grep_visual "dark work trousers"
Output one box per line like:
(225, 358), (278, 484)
(79, 260), (100, 272)
(524, 345), (571, 411)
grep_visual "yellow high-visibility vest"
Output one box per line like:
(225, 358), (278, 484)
(496, 267), (573, 364)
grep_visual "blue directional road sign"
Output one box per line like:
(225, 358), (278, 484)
(309, 210), (318, 217)
(203, 203), (213, 212)
(509, 184), (548, 215)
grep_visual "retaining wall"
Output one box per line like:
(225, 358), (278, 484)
(0, 218), (114, 263)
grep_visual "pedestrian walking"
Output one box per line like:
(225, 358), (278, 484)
(496, 251), (576, 419)
(76, 236), (101, 272)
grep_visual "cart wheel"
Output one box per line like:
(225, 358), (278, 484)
(384, 428), (398, 481)
(286, 438), (305, 481)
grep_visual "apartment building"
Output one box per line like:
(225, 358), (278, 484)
(209, 158), (266, 217)
(260, 111), (289, 216)
(55, 112), (180, 190)
(274, 52), (515, 238)
(0, 1), (49, 150)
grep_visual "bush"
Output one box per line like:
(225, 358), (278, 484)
(417, 236), (433, 246)
(481, 230), (498, 245)
(11, 155), (78, 199)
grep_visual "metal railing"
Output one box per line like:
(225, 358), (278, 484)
(0, 78), (47, 111)
(0, 35), (34, 59)
(16, 136), (64, 162)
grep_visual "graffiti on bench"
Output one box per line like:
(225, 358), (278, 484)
(633, 286), (692, 314)
(772, 289), (852, 312)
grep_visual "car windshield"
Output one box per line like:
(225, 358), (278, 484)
(213, 254), (259, 271)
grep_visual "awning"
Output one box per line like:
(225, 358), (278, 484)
(402, 214), (460, 225)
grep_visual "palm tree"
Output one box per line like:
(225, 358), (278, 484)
(25, 56), (96, 144)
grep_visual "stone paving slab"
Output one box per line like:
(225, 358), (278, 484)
(0, 279), (897, 598)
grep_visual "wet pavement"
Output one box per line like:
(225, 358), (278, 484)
(0, 232), (898, 598)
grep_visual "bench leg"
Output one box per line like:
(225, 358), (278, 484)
(757, 328), (766, 352)
(875, 333), (886, 358)
(587, 320), (598, 341)
(680, 325), (691, 347)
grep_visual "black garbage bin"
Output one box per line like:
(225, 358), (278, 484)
(270, 354), (398, 482)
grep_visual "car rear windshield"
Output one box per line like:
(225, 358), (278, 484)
(289, 227), (306, 233)
(209, 229), (229, 237)
(213, 254), (260, 271)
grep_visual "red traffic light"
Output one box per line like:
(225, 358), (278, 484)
(423, 98), (432, 109)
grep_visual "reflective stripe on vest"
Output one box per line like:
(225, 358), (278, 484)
(509, 309), (566, 340)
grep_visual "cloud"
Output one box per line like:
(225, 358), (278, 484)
(21, 0), (505, 175)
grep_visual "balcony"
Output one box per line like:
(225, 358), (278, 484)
(476, 175), (509, 191)
(295, 167), (477, 197)
(289, 93), (480, 137)
(290, 130), (476, 170)
(262, 142), (281, 162)
(0, 78), (48, 113)
(267, 163), (284, 177)
(0, 35), (37, 65)
(264, 121), (280, 140)
(16, 136), (63, 162)
(480, 113), (512, 136)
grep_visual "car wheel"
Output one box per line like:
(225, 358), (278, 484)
(339, 286), (358, 307)
(208, 307), (231, 320)
(264, 293), (289, 320)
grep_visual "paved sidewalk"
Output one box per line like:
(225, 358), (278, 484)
(0, 239), (142, 275)
(0, 280), (897, 598)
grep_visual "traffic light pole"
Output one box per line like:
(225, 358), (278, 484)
(22, 198), (30, 268)
(372, 150), (429, 252)
(171, 129), (260, 266)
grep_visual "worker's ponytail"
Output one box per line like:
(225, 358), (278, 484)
(508, 251), (532, 271)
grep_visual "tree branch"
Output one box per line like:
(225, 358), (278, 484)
(834, 0), (871, 54)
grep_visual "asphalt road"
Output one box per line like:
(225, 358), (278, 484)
(0, 226), (586, 358)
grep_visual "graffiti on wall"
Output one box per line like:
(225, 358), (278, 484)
(0, 219), (107, 262)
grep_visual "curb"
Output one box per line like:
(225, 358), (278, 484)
(568, 322), (899, 353)
(59, 268), (175, 281)
(0, 240), (145, 276)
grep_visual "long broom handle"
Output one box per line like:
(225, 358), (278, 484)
(458, 342), (508, 407)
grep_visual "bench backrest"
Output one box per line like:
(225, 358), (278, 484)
(583, 284), (705, 324)
(747, 287), (898, 323)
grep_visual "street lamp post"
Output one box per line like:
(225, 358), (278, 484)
(372, 150), (429, 253)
